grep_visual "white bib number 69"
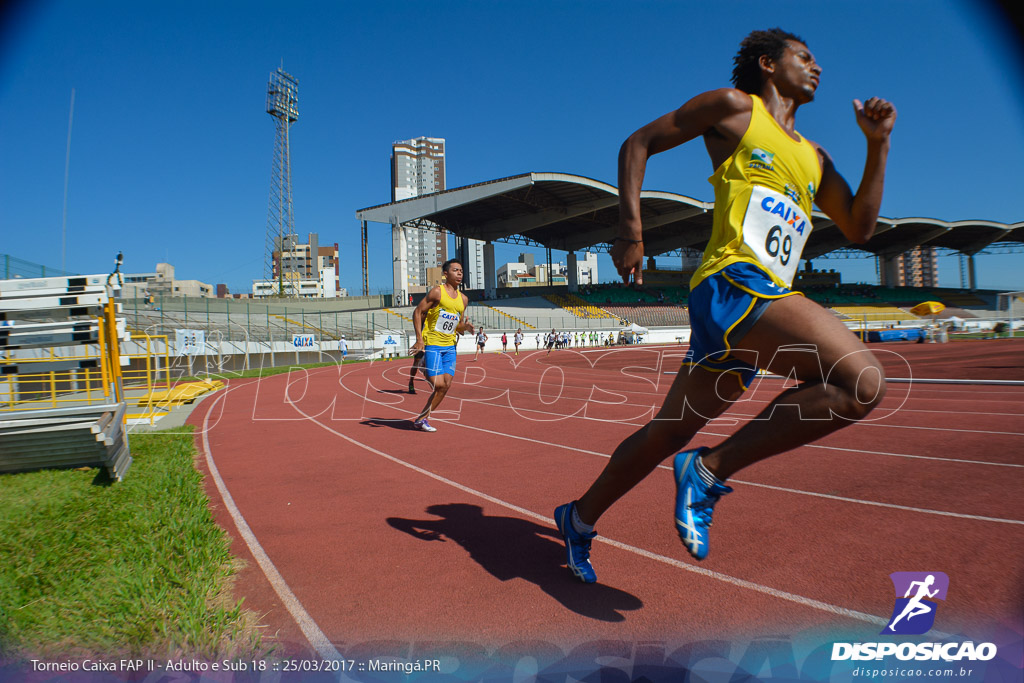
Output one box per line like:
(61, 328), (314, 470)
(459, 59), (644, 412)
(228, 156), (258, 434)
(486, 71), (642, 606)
(765, 225), (793, 266)
(741, 185), (811, 285)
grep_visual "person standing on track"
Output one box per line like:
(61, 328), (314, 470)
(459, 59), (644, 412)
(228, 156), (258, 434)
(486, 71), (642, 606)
(501, 332), (508, 353)
(409, 258), (474, 433)
(555, 28), (896, 583)
(473, 328), (488, 361)
(514, 328), (524, 356)
(338, 335), (348, 363)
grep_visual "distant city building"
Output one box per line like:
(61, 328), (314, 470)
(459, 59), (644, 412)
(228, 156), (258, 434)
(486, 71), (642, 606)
(216, 284), (229, 298)
(880, 246), (938, 288)
(496, 252), (596, 288)
(270, 232), (340, 295)
(252, 269), (347, 299)
(121, 263), (214, 298)
(390, 136), (484, 300)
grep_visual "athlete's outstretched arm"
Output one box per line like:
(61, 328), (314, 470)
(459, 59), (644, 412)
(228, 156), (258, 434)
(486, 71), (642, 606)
(613, 88), (751, 284)
(813, 97), (897, 243)
(411, 287), (441, 353)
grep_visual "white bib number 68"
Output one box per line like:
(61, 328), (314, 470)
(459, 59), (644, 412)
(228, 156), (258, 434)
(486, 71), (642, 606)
(435, 311), (458, 334)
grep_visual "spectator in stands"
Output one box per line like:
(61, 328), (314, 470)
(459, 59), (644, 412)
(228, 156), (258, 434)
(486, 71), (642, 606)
(554, 28), (895, 582)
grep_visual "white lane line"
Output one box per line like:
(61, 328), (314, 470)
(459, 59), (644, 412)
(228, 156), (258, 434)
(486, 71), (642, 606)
(199, 387), (343, 663)
(799, 443), (1024, 469)
(285, 385), (900, 633)
(733, 481), (1024, 525)
(342, 372), (1024, 524)
(375, 367), (1024, 468)
(381, 362), (1024, 424)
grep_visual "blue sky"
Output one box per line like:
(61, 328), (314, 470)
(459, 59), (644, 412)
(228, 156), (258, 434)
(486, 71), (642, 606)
(2, 0), (1022, 295)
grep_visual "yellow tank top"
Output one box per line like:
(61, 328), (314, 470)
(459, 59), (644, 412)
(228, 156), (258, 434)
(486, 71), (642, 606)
(422, 284), (465, 346)
(691, 94), (822, 290)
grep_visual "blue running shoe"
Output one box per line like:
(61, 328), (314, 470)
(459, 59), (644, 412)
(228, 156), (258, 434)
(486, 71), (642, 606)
(554, 502), (597, 583)
(673, 448), (732, 561)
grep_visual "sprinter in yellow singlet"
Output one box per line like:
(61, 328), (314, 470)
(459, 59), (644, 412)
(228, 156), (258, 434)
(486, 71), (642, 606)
(409, 258), (474, 432)
(555, 28), (897, 582)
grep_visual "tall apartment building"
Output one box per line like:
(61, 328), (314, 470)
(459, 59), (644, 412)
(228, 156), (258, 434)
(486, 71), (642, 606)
(880, 245), (938, 288)
(390, 137), (486, 300)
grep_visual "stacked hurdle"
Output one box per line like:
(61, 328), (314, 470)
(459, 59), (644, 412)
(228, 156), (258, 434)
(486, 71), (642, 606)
(0, 275), (132, 480)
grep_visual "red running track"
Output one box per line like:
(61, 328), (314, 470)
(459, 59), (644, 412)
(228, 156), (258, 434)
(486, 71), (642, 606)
(188, 339), (1024, 656)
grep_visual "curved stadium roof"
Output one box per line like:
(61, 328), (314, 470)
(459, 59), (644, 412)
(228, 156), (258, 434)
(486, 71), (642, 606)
(356, 172), (1024, 259)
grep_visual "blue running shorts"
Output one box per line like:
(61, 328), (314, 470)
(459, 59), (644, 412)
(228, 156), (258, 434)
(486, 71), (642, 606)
(423, 345), (457, 378)
(683, 262), (800, 390)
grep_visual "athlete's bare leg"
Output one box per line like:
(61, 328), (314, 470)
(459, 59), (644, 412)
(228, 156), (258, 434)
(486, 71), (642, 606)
(701, 294), (886, 480)
(574, 367), (741, 525)
(416, 373), (453, 422)
(409, 352), (427, 393)
(574, 295), (885, 527)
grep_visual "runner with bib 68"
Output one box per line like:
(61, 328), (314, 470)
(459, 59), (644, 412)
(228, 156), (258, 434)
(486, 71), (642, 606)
(409, 258), (474, 433)
(554, 27), (897, 582)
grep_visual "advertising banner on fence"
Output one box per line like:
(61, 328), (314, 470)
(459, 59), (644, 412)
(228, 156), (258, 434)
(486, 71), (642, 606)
(374, 330), (404, 355)
(291, 334), (316, 349)
(174, 329), (205, 356)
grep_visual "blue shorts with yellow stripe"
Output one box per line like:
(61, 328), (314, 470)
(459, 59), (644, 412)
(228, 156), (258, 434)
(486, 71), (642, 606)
(684, 262), (799, 390)
(424, 344), (457, 378)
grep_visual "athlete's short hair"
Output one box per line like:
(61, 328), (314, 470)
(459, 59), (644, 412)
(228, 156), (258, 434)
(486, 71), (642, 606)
(442, 258), (463, 272)
(731, 28), (806, 95)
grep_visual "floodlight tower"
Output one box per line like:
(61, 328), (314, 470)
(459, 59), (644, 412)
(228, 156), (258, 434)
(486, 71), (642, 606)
(264, 67), (300, 296)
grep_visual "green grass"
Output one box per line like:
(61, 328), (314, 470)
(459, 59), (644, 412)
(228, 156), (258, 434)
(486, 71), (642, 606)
(949, 331), (1024, 340)
(0, 427), (263, 660)
(176, 357), (387, 383)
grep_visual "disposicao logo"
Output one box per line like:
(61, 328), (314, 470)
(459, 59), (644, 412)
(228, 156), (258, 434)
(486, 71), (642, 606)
(884, 571), (948, 635)
(831, 572), (998, 663)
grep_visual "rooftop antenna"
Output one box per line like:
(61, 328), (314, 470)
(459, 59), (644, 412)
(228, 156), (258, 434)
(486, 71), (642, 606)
(61, 88), (75, 272)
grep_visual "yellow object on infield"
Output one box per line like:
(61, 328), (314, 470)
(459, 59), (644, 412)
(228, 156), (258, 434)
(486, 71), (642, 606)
(136, 379), (225, 407)
(909, 301), (946, 317)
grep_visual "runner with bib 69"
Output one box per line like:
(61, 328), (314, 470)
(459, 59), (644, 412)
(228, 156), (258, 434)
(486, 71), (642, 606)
(555, 28), (897, 583)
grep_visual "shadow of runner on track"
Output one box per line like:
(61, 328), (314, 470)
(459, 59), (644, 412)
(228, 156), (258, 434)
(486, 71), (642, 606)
(387, 503), (643, 622)
(362, 418), (418, 430)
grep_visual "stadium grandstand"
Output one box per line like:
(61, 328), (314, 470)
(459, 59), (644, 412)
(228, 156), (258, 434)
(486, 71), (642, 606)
(5, 163), (1022, 382)
(355, 172), (1023, 297)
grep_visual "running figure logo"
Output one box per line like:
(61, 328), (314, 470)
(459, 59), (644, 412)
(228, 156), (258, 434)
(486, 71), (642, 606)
(882, 571), (949, 635)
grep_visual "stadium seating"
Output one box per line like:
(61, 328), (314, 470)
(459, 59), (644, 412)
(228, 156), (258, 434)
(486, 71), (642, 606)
(830, 305), (923, 322)
(600, 305), (691, 327)
(544, 293), (619, 320)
